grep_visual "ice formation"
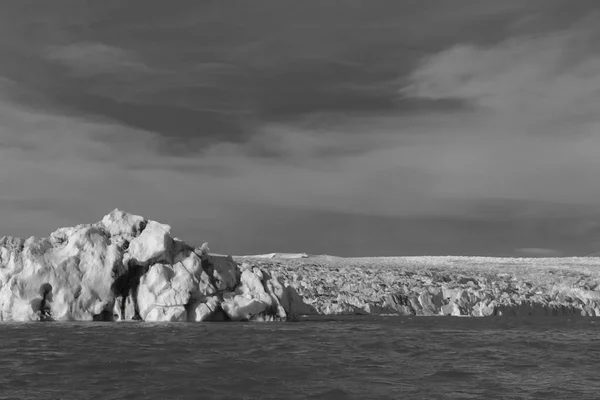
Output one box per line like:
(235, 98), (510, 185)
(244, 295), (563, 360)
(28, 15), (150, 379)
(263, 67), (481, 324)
(0, 209), (309, 322)
(1, 209), (599, 322)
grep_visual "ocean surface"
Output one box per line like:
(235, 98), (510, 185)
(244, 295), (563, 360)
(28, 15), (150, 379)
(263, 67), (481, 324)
(0, 316), (599, 400)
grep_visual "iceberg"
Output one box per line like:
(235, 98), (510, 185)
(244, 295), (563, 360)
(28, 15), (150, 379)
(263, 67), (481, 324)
(0, 209), (312, 322)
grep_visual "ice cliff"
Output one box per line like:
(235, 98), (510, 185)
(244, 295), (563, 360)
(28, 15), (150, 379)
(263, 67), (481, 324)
(239, 256), (600, 317)
(0, 209), (308, 322)
(1, 209), (599, 322)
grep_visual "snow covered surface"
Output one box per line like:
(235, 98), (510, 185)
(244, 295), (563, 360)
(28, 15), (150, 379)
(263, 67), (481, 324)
(237, 255), (600, 317)
(1, 209), (599, 322)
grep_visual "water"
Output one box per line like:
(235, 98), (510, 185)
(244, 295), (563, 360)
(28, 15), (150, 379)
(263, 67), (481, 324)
(0, 317), (599, 400)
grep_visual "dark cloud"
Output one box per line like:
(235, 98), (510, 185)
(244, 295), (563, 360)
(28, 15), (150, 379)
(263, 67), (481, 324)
(0, 0), (556, 146)
(1, 2), (600, 256)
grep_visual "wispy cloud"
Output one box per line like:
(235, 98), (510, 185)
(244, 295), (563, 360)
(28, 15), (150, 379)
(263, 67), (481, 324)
(516, 248), (562, 257)
(45, 42), (151, 76)
(397, 19), (600, 207)
(402, 30), (600, 121)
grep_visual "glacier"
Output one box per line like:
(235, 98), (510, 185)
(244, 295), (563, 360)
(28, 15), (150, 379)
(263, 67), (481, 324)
(1, 209), (599, 322)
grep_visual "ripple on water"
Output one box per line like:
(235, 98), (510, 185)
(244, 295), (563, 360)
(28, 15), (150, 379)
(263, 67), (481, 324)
(0, 317), (599, 399)
(306, 388), (357, 399)
(424, 369), (479, 381)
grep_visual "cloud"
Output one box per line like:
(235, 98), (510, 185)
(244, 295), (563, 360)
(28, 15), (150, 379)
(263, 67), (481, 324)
(396, 21), (600, 207)
(0, 79), (417, 244)
(2, 5), (600, 256)
(45, 42), (151, 76)
(402, 27), (600, 121)
(0, 79), (452, 251)
(0, 81), (215, 238)
(516, 248), (562, 257)
(4, 16), (600, 227)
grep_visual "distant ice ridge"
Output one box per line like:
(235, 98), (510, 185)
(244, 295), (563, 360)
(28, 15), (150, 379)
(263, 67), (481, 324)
(0, 209), (313, 322)
(240, 253), (343, 261)
(241, 253), (308, 259)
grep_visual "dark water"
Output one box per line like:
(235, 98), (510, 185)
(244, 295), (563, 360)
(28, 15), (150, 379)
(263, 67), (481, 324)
(0, 317), (599, 400)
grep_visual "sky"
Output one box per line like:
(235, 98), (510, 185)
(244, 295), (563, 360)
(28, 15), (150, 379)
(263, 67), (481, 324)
(1, 1), (600, 257)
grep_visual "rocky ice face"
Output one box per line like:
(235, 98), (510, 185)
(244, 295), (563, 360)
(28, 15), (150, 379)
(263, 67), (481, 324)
(0, 209), (310, 322)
